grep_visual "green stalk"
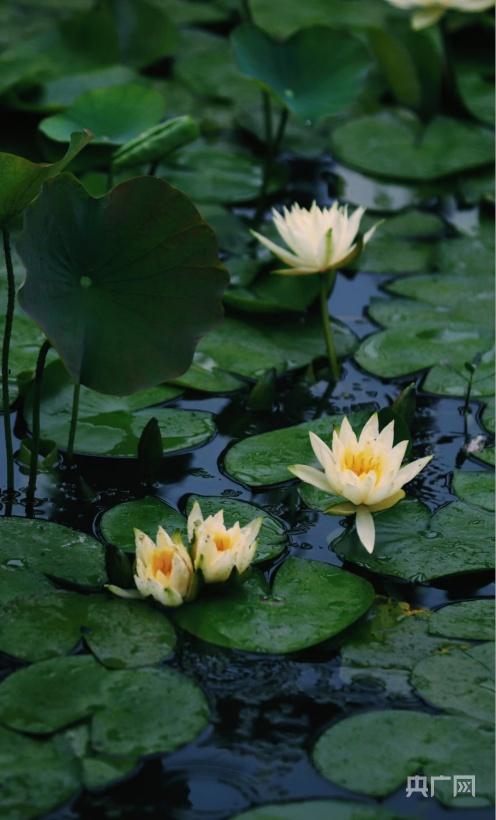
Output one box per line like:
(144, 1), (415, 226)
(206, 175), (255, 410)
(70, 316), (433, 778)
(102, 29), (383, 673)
(272, 107), (288, 157)
(1, 228), (16, 495)
(66, 381), (81, 463)
(319, 271), (339, 382)
(26, 339), (51, 503)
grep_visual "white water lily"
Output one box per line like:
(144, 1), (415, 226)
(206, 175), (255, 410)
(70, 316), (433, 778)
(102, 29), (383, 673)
(251, 201), (380, 276)
(187, 501), (263, 583)
(288, 413), (432, 554)
(108, 526), (196, 607)
(385, 0), (494, 29)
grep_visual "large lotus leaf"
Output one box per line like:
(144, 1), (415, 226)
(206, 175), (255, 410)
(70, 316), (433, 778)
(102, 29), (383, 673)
(0, 655), (109, 734)
(91, 667), (209, 756)
(411, 643), (494, 724)
(331, 111), (494, 180)
(429, 600), (495, 641)
(23, 359), (214, 457)
(0, 130), (91, 226)
(339, 600), (457, 695)
(313, 710), (494, 807)
(224, 409), (372, 487)
(353, 210), (443, 274)
(0, 725), (81, 820)
(233, 800), (397, 820)
(0, 517), (106, 588)
(17, 174), (228, 394)
(231, 24), (371, 122)
(333, 499), (494, 582)
(82, 594), (176, 668)
(0, 591), (85, 663)
(174, 557), (375, 654)
(39, 83), (165, 145)
(452, 471), (494, 512)
(248, 0), (387, 38)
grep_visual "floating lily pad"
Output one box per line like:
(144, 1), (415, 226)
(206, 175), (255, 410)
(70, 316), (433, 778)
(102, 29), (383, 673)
(313, 710), (494, 807)
(0, 517), (106, 588)
(39, 84), (165, 145)
(452, 471), (494, 512)
(456, 61), (494, 126)
(224, 409), (371, 487)
(474, 446), (495, 467)
(333, 499), (494, 582)
(18, 174), (228, 395)
(0, 564), (54, 605)
(62, 724), (137, 791)
(233, 799), (397, 820)
(354, 210), (443, 274)
(411, 643), (494, 724)
(0, 725), (81, 820)
(174, 557), (375, 654)
(331, 111), (494, 181)
(91, 667), (209, 757)
(424, 350), (495, 398)
(386, 273), (493, 327)
(225, 273), (321, 314)
(32, 65), (140, 111)
(23, 359), (214, 457)
(232, 24), (371, 122)
(0, 591), (85, 663)
(482, 399), (495, 433)
(0, 655), (109, 734)
(429, 600), (495, 641)
(249, 0), (386, 38)
(170, 353), (246, 394)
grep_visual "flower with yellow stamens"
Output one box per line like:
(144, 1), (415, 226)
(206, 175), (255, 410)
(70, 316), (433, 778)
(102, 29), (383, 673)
(187, 501), (263, 583)
(385, 0), (494, 29)
(288, 412), (432, 554)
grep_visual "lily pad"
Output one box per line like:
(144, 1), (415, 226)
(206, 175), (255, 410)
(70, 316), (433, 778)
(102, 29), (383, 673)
(224, 409), (371, 487)
(452, 471), (494, 512)
(18, 173), (228, 395)
(313, 710), (494, 807)
(429, 600), (495, 641)
(91, 667), (209, 757)
(174, 557), (375, 654)
(411, 643), (494, 724)
(248, 0), (387, 38)
(233, 800), (397, 820)
(39, 83), (165, 145)
(0, 591), (85, 663)
(456, 61), (494, 126)
(225, 273), (321, 314)
(62, 724), (137, 792)
(333, 499), (494, 582)
(353, 210), (443, 274)
(0, 655), (109, 734)
(231, 24), (371, 122)
(170, 352), (246, 394)
(0, 564), (54, 605)
(32, 65), (140, 111)
(331, 110), (494, 181)
(0, 725), (81, 820)
(0, 517), (106, 588)
(23, 360), (214, 457)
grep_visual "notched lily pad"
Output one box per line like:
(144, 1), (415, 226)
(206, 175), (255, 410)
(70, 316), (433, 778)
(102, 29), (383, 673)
(174, 557), (375, 654)
(429, 599), (495, 641)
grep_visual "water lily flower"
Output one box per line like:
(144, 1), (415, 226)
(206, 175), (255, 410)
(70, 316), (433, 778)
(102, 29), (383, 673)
(187, 501), (263, 584)
(385, 0), (494, 29)
(108, 526), (196, 607)
(288, 413), (432, 554)
(251, 201), (379, 276)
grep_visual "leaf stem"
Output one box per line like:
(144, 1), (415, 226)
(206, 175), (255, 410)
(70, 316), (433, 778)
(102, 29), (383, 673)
(319, 271), (339, 382)
(272, 107), (288, 157)
(66, 381), (81, 463)
(26, 339), (51, 504)
(262, 91), (274, 147)
(2, 228), (16, 496)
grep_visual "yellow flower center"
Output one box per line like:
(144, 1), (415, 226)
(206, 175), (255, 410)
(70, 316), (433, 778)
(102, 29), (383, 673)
(343, 448), (383, 480)
(152, 549), (173, 578)
(213, 532), (234, 552)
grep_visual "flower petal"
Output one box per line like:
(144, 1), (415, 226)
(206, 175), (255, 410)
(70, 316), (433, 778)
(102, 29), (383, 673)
(187, 500), (203, 542)
(250, 230), (304, 269)
(358, 412), (379, 446)
(355, 507), (376, 554)
(288, 464), (335, 494)
(395, 454), (433, 488)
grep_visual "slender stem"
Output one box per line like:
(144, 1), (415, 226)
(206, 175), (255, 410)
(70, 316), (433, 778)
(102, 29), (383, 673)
(240, 0), (252, 21)
(319, 271), (339, 382)
(2, 228), (16, 496)
(262, 91), (274, 148)
(66, 382), (81, 463)
(26, 339), (51, 504)
(272, 107), (288, 157)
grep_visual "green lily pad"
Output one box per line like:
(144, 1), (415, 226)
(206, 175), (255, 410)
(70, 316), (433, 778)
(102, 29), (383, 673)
(18, 173), (228, 395)
(0, 655), (109, 734)
(225, 273), (321, 314)
(456, 61), (494, 126)
(411, 643), (494, 724)
(0, 517), (106, 588)
(0, 591), (85, 663)
(386, 272), (493, 326)
(224, 409), (371, 487)
(91, 667), (209, 757)
(23, 360), (214, 457)
(62, 724), (137, 792)
(0, 564), (54, 605)
(32, 65), (140, 111)
(174, 557), (375, 654)
(333, 499), (494, 582)
(0, 130), (91, 226)
(452, 471), (494, 512)
(423, 349), (495, 398)
(474, 446), (495, 467)
(354, 210), (443, 274)
(429, 600), (495, 641)
(39, 83), (165, 145)
(331, 110), (494, 181)
(435, 219), (494, 277)
(0, 725), (81, 820)
(313, 710), (494, 807)
(248, 0), (387, 38)
(232, 24), (371, 122)
(233, 799), (398, 820)
(482, 399), (495, 433)
(170, 352), (246, 394)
